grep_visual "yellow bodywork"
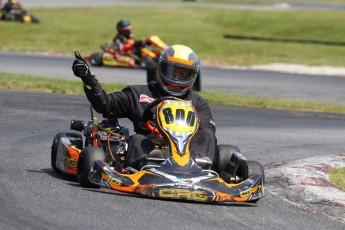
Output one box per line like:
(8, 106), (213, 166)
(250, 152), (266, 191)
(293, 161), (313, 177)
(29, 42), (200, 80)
(156, 100), (199, 166)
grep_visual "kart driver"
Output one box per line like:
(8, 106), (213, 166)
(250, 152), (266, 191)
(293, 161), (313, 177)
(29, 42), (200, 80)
(0, 0), (22, 13)
(109, 19), (151, 67)
(0, 0), (22, 20)
(72, 44), (217, 170)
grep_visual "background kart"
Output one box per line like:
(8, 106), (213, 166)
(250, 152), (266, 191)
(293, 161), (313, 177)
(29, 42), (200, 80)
(84, 35), (167, 69)
(84, 35), (202, 92)
(51, 97), (265, 203)
(0, 9), (39, 24)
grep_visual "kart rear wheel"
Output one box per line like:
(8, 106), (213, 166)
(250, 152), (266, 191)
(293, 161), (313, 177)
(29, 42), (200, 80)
(77, 146), (106, 188)
(90, 53), (103, 66)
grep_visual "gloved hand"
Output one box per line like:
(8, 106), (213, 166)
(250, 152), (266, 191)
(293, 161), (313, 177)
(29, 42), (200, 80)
(72, 51), (91, 78)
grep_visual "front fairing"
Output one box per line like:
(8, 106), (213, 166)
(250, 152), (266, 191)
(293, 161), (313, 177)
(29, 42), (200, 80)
(89, 161), (264, 203)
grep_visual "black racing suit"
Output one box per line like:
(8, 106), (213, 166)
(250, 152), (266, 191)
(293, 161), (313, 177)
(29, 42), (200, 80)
(112, 34), (145, 58)
(82, 75), (217, 169)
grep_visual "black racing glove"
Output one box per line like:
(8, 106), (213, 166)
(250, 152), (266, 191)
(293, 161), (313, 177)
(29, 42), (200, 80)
(72, 51), (91, 79)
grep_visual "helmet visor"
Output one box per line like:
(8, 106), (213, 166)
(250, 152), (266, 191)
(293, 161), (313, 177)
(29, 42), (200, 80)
(159, 62), (197, 82)
(119, 27), (132, 36)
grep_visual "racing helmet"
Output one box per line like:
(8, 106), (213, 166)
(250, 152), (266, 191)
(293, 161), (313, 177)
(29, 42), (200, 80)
(156, 45), (200, 97)
(116, 19), (132, 38)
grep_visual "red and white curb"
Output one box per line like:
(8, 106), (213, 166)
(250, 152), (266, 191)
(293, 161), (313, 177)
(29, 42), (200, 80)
(265, 154), (345, 224)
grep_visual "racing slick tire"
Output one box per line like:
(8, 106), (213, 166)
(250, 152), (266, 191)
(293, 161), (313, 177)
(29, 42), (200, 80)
(29, 15), (40, 23)
(232, 160), (265, 203)
(246, 160), (265, 184)
(215, 144), (241, 173)
(245, 160), (265, 203)
(77, 146), (106, 188)
(90, 53), (103, 66)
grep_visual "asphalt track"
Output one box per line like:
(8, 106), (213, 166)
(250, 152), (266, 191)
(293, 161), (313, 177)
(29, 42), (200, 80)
(2, 51), (345, 106)
(1, 90), (345, 230)
(1, 52), (345, 229)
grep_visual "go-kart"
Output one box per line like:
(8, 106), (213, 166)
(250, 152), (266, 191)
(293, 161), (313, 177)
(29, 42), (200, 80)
(83, 35), (202, 91)
(0, 9), (39, 24)
(51, 97), (265, 203)
(84, 35), (168, 69)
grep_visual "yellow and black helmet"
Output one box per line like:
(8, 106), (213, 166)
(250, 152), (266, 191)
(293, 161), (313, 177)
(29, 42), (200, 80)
(156, 45), (200, 97)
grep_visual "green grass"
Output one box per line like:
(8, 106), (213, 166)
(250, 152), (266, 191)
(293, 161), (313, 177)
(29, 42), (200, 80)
(1, 4), (345, 113)
(1, 6), (345, 67)
(2, 72), (345, 115)
(0, 72), (126, 94)
(329, 167), (345, 191)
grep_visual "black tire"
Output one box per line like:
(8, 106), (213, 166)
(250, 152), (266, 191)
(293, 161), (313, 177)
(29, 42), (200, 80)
(146, 67), (156, 83)
(51, 137), (59, 172)
(2, 13), (13, 21)
(247, 160), (265, 184)
(77, 146), (106, 188)
(140, 57), (156, 69)
(192, 70), (202, 92)
(246, 160), (265, 203)
(90, 53), (103, 66)
(30, 15), (40, 23)
(229, 160), (265, 203)
(216, 144), (241, 172)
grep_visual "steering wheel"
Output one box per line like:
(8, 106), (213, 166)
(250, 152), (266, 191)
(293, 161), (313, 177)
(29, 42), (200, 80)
(142, 96), (181, 134)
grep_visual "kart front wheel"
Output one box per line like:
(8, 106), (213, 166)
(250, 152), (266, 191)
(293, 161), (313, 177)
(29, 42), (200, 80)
(77, 146), (106, 188)
(246, 160), (265, 184)
(90, 53), (103, 66)
(216, 144), (241, 173)
(246, 160), (265, 203)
